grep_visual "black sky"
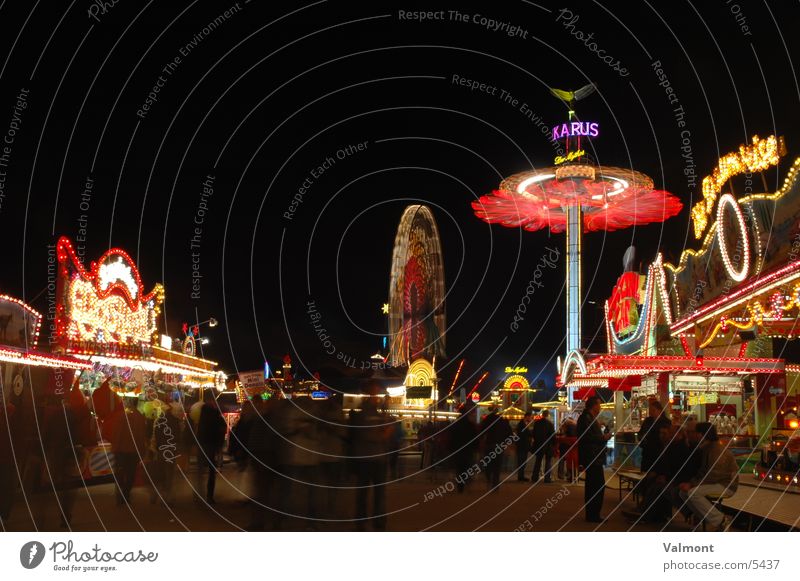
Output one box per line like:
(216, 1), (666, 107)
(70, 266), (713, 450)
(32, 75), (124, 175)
(0, 0), (797, 394)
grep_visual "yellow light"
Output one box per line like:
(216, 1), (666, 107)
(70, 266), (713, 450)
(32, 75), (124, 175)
(692, 135), (785, 238)
(789, 419), (799, 430)
(381, 303), (389, 314)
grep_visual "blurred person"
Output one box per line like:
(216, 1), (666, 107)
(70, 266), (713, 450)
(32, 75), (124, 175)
(229, 398), (259, 472)
(35, 398), (78, 529)
(577, 396), (611, 522)
(479, 406), (513, 492)
(450, 404), (478, 492)
(625, 424), (675, 523)
(418, 420), (434, 470)
(150, 403), (183, 506)
(246, 396), (280, 531)
(678, 422), (739, 531)
(638, 400), (671, 472)
(196, 390), (227, 504)
(317, 397), (346, 520)
(0, 401), (17, 525)
(515, 412), (532, 481)
(279, 397), (320, 529)
(557, 417), (578, 481)
(531, 410), (556, 483)
(350, 386), (390, 531)
(111, 397), (147, 505)
(641, 424), (702, 524)
(388, 415), (404, 480)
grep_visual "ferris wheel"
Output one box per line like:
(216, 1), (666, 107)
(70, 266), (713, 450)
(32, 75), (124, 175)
(388, 205), (446, 368)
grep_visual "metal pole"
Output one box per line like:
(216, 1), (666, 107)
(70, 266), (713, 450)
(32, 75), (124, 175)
(566, 204), (582, 353)
(565, 204), (582, 408)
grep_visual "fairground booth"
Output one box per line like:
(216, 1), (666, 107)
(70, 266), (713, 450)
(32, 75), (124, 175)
(560, 136), (800, 485)
(48, 237), (224, 478)
(0, 289), (91, 481)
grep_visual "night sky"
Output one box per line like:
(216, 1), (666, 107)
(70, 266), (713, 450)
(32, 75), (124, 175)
(0, 1), (798, 395)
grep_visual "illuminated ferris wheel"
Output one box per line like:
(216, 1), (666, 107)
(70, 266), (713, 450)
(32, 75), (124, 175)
(388, 205), (446, 368)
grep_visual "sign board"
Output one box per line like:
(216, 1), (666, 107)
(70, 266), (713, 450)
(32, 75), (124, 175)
(552, 121), (599, 141)
(238, 371), (265, 389)
(0, 295), (41, 349)
(504, 366), (528, 374)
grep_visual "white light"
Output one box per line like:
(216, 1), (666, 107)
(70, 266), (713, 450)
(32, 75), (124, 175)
(200, 338), (210, 345)
(386, 386), (406, 397)
(516, 173), (556, 194)
(160, 334), (173, 350)
(716, 193), (750, 283)
(98, 257), (138, 298)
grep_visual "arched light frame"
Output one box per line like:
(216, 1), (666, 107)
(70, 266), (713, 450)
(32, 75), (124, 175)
(716, 193), (751, 283)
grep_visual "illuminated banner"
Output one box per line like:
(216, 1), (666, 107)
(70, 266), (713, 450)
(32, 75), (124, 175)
(552, 121), (599, 141)
(56, 237), (164, 348)
(554, 149), (585, 165)
(504, 366), (528, 373)
(0, 294), (41, 349)
(691, 134), (785, 238)
(238, 370), (265, 389)
(503, 374), (530, 391)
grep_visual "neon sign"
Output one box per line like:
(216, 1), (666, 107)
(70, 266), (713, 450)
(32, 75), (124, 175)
(552, 121), (599, 141)
(691, 134), (785, 238)
(504, 366), (528, 373)
(56, 237), (164, 348)
(554, 149), (585, 165)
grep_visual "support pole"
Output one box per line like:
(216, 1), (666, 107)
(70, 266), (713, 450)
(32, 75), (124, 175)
(566, 204), (582, 354)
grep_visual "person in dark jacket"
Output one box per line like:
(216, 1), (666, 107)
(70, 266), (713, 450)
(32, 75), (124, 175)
(577, 396), (611, 522)
(678, 423), (739, 531)
(451, 406), (478, 492)
(515, 412), (532, 481)
(196, 391), (227, 504)
(637, 399), (671, 472)
(531, 410), (556, 483)
(350, 392), (390, 531)
(150, 405), (183, 506)
(111, 397), (147, 506)
(479, 408), (513, 492)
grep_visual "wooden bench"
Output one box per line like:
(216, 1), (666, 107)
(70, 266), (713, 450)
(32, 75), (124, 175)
(616, 469), (645, 503)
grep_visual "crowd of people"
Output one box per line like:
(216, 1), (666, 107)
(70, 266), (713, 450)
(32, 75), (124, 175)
(0, 379), (743, 532)
(623, 399), (740, 531)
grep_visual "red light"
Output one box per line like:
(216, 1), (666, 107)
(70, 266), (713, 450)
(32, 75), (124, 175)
(695, 356), (704, 367)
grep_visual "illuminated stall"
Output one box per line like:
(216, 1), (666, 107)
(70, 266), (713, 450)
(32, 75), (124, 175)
(53, 236), (224, 397)
(561, 135), (800, 477)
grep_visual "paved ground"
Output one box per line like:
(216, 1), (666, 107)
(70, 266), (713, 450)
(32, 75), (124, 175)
(2, 457), (706, 532)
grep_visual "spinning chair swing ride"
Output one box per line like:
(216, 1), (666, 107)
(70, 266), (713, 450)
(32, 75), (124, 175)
(472, 84), (683, 402)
